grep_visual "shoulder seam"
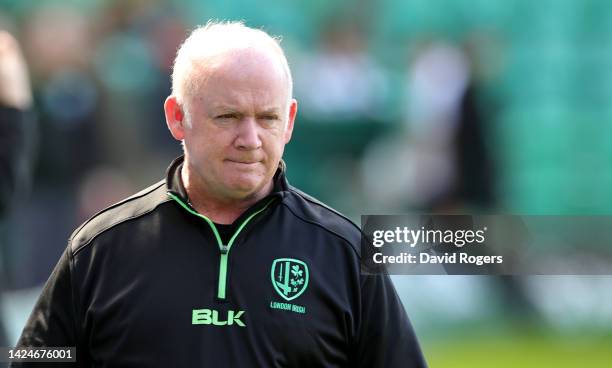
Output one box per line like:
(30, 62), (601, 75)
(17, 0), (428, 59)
(280, 199), (362, 260)
(72, 198), (172, 256)
(70, 181), (168, 256)
(288, 188), (362, 232)
(70, 180), (165, 241)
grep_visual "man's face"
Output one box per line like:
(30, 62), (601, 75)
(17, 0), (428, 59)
(181, 49), (296, 201)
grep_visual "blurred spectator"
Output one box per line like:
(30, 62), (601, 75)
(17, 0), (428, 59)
(0, 30), (36, 349)
(362, 38), (498, 212)
(92, 1), (185, 170)
(361, 41), (471, 211)
(294, 21), (388, 123)
(450, 34), (498, 210)
(22, 5), (100, 184)
(405, 41), (473, 210)
(4, 4), (187, 294)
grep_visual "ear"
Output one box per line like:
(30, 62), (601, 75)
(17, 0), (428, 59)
(283, 99), (298, 144)
(164, 95), (186, 141)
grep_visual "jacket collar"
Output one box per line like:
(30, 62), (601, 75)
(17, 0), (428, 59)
(165, 155), (289, 209)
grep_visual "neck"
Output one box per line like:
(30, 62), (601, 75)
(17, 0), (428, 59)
(181, 164), (273, 225)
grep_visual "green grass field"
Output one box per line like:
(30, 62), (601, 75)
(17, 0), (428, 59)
(422, 334), (612, 367)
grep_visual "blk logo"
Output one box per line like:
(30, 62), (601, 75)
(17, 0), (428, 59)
(192, 309), (246, 327)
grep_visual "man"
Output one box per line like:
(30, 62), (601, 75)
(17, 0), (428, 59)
(13, 21), (426, 367)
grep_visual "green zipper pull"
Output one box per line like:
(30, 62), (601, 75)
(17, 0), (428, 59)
(220, 245), (229, 254)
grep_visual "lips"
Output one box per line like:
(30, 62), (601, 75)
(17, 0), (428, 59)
(226, 159), (261, 165)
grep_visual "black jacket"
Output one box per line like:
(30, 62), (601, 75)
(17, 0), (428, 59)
(13, 156), (427, 367)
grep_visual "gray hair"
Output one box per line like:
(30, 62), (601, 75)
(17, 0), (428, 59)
(171, 20), (293, 126)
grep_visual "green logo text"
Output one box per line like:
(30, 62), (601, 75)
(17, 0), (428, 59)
(192, 309), (246, 327)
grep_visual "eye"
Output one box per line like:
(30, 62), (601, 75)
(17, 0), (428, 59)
(216, 113), (237, 120)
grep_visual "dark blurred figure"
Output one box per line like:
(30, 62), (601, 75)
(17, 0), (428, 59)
(15, 7), (100, 288)
(441, 34), (498, 212)
(0, 30), (36, 349)
(459, 34), (537, 323)
(434, 34), (538, 323)
(21, 5), (99, 186)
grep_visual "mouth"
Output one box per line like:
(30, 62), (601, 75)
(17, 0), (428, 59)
(226, 159), (261, 165)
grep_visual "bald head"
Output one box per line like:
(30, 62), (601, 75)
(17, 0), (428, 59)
(171, 21), (293, 116)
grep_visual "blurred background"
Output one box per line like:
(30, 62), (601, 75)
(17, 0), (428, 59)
(0, 0), (611, 366)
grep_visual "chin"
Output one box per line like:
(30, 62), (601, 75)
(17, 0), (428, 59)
(226, 177), (265, 196)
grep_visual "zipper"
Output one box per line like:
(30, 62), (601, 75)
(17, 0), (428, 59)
(168, 192), (275, 300)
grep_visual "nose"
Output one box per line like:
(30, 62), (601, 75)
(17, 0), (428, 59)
(234, 117), (262, 150)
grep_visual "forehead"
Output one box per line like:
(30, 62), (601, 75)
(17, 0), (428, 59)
(191, 48), (289, 109)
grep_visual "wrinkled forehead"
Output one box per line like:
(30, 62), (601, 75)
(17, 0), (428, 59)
(212, 48), (287, 84)
(189, 48), (290, 107)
